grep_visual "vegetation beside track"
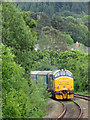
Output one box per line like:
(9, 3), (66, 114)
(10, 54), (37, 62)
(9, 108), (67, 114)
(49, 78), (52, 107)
(75, 91), (89, 95)
(2, 3), (50, 118)
(65, 102), (74, 105)
(2, 44), (50, 118)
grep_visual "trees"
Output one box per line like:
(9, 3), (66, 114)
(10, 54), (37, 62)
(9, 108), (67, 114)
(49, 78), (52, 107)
(2, 3), (37, 73)
(32, 49), (57, 71)
(51, 15), (88, 46)
(30, 12), (51, 39)
(16, 2), (89, 47)
(82, 15), (90, 27)
(61, 33), (74, 45)
(39, 26), (67, 51)
(2, 44), (30, 118)
(2, 3), (50, 118)
(32, 50), (88, 92)
(2, 44), (49, 118)
(16, 2), (88, 17)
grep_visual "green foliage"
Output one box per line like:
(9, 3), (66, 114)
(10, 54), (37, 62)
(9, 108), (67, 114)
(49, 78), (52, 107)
(81, 15), (90, 27)
(2, 44), (30, 118)
(51, 15), (88, 46)
(74, 53), (88, 91)
(32, 50), (88, 92)
(2, 3), (37, 73)
(16, 2), (55, 18)
(75, 91), (89, 95)
(2, 44), (49, 118)
(30, 12), (51, 39)
(32, 50), (57, 71)
(61, 33), (74, 45)
(16, 2), (88, 18)
(0, 44), (2, 119)
(39, 26), (67, 51)
(56, 10), (85, 18)
(29, 78), (50, 118)
(16, 2), (89, 47)
(67, 23), (88, 46)
(2, 3), (49, 118)
(21, 11), (37, 29)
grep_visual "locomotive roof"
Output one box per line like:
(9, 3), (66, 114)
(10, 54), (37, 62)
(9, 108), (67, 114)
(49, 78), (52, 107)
(53, 69), (72, 75)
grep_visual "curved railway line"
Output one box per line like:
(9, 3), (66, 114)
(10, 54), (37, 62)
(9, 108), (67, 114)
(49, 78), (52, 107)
(56, 94), (89, 119)
(56, 101), (66, 119)
(43, 94), (89, 119)
(71, 100), (82, 120)
(55, 99), (82, 120)
(74, 94), (90, 101)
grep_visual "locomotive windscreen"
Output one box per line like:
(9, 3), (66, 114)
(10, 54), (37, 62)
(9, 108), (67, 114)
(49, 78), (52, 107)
(53, 70), (73, 79)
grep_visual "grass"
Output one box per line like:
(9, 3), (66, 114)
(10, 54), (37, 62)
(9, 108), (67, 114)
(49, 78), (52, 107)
(52, 100), (62, 105)
(65, 101), (74, 105)
(74, 100), (82, 104)
(75, 91), (89, 95)
(56, 101), (62, 105)
(65, 99), (83, 105)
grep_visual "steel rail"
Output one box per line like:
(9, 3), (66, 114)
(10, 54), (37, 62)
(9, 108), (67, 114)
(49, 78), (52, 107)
(71, 99), (82, 120)
(75, 94), (90, 97)
(74, 94), (90, 101)
(51, 98), (82, 120)
(56, 100), (82, 120)
(56, 101), (67, 120)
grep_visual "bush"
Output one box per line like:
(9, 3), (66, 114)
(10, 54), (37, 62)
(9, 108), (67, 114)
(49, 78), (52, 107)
(2, 44), (49, 118)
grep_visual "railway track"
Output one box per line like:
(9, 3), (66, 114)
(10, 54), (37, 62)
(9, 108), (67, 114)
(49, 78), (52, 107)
(56, 94), (89, 119)
(56, 99), (82, 120)
(71, 100), (82, 120)
(74, 94), (90, 101)
(56, 101), (66, 120)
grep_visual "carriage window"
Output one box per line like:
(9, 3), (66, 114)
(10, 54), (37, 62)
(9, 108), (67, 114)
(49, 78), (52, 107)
(60, 71), (65, 76)
(66, 71), (72, 77)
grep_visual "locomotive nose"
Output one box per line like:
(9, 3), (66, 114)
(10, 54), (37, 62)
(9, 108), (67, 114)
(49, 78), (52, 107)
(62, 90), (67, 94)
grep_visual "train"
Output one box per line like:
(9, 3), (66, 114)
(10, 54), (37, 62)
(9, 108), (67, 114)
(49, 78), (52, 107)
(31, 69), (74, 100)
(48, 69), (74, 99)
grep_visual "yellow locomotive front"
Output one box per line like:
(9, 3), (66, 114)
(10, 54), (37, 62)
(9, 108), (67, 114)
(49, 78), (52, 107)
(52, 69), (74, 99)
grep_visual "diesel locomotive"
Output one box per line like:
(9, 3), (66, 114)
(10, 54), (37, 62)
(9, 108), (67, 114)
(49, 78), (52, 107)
(48, 69), (74, 99)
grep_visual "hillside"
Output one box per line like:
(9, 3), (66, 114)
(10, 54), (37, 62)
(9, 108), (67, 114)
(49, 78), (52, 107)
(16, 2), (88, 17)
(16, 2), (89, 48)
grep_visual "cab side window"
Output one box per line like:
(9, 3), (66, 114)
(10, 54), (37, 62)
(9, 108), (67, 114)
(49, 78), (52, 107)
(66, 71), (72, 77)
(54, 72), (60, 78)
